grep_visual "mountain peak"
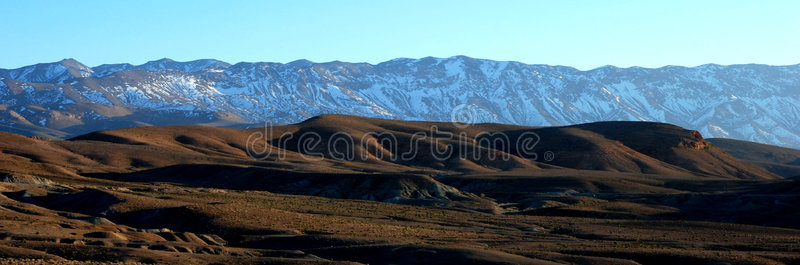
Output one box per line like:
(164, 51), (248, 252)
(0, 58), (92, 83)
(59, 58), (80, 63)
(153, 58), (175, 63)
(138, 58), (175, 67)
(58, 58), (91, 70)
(127, 58), (232, 73)
(287, 59), (313, 66)
(448, 55), (475, 61)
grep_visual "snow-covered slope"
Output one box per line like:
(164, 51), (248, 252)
(1, 56), (799, 148)
(0, 59), (93, 83)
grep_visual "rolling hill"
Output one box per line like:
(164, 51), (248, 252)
(709, 137), (800, 178)
(1, 115), (799, 264)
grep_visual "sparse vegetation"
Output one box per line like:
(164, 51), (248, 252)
(0, 116), (798, 264)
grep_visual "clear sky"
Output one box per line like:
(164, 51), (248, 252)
(1, 0), (799, 70)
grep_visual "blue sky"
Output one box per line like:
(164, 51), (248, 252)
(1, 0), (798, 70)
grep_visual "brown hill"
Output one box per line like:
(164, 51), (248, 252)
(0, 114), (781, 219)
(269, 115), (778, 179)
(0, 114), (779, 185)
(709, 137), (800, 178)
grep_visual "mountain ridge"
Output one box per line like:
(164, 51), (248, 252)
(5, 56), (800, 73)
(2, 56), (800, 149)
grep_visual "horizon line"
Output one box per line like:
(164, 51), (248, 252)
(3, 55), (800, 72)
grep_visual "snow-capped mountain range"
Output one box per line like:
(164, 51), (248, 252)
(1, 56), (799, 148)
